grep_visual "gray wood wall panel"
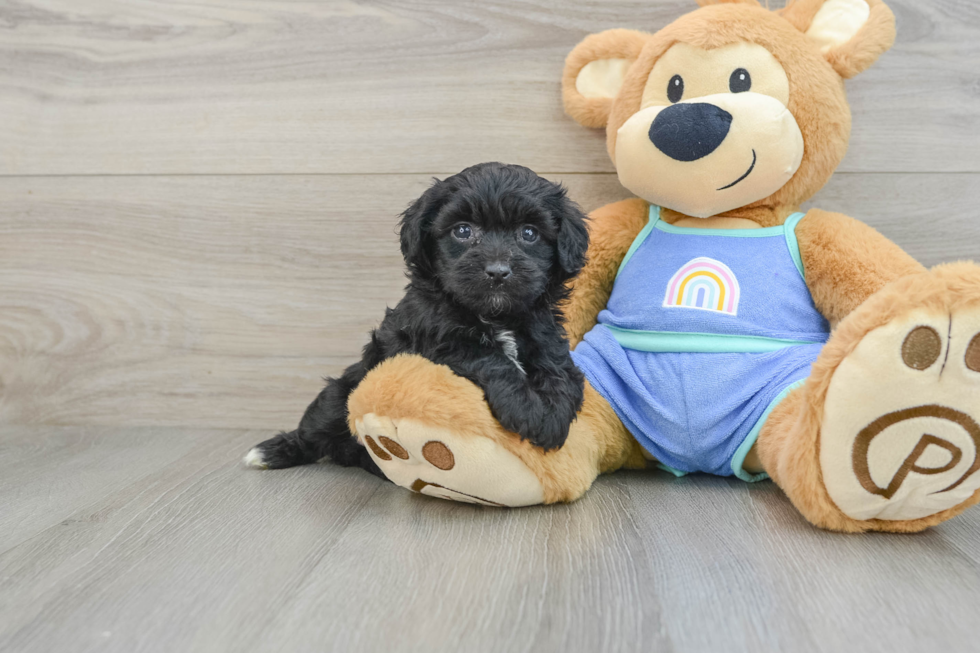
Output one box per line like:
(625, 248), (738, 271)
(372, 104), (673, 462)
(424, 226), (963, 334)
(2, 173), (976, 429)
(1, 0), (977, 175)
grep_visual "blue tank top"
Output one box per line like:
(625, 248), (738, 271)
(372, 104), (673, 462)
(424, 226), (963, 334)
(597, 205), (830, 352)
(570, 205), (830, 478)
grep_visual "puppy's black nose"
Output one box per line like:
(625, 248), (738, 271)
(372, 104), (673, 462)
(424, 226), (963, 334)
(649, 102), (732, 161)
(485, 262), (512, 283)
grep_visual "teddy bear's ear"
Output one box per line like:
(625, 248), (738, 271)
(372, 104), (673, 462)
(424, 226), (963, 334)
(562, 29), (648, 128)
(781, 0), (896, 79)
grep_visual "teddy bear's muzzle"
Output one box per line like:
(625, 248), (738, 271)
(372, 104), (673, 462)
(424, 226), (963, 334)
(615, 92), (804, 218)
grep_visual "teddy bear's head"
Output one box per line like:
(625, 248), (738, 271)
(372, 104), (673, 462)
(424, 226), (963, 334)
(562, 0), (895, 221)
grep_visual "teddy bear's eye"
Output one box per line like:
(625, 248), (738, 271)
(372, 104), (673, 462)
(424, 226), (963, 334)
(667, 74), (684, 103)
(729, 68), (751, 93)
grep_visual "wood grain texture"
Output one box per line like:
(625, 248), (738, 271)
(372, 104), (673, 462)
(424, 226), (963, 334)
(0, 173), (630, 429)
(1, 0), (978, 175)
(3, 1), (980, 651)
(2, 173), (976, 429)
(1, 426), (979, 653)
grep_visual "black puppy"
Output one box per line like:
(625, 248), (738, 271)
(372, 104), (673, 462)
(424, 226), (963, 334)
(245, 162), (589, 477)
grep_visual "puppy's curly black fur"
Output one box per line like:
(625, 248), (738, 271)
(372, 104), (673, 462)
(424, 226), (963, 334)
(247, 162), (589, 477)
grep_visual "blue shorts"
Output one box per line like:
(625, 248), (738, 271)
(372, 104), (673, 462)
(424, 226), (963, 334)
(571, 324), (820, 481)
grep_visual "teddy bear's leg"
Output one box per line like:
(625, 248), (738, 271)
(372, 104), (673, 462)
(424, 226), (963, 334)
(346, 354), (646, 507)
(756, 262), (980, 532)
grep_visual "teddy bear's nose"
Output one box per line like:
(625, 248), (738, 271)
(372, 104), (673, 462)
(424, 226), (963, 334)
(648, 102), (733, 162)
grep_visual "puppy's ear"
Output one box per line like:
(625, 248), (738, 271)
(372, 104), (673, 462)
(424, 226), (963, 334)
(553, 193), (590, 279)
(400, 177), (454, 276)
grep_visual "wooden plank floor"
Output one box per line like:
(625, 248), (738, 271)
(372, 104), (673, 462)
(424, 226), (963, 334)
(2, 1), (980, 651)
(2, 426), (980, 653)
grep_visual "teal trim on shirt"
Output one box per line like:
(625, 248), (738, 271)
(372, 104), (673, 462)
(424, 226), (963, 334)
(730, 379), (806, 482)
(616, 205), (659, 277)
(656, 462), (688, 477)
(654, 220), (787, 238)
(783, 211), (807, 280)
(604, 325), (822, 354)
(618, 206), (810, 279)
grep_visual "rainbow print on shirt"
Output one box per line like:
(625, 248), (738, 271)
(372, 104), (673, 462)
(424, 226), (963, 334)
(663, 257), (740, 316)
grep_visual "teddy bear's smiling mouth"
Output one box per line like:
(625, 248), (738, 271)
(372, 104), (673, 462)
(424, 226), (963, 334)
(717, 149), (757, 191)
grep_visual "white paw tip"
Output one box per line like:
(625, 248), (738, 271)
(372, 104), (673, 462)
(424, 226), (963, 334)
(243, 448), (268, 469)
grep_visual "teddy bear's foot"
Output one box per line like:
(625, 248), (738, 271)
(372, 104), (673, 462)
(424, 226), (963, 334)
(347, 354), (638, 507)
(354, 413), (545, 507)
(820, 267), (980, 523)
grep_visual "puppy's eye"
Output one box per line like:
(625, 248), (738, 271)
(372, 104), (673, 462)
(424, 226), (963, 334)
(452, 223), (473, 241)
(521, 226), (538, 243)
(667, 74), (684, 103)
(729, 68), (751, 93)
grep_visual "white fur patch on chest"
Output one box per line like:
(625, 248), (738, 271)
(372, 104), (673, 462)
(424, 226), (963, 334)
(494, 329), (525, 375)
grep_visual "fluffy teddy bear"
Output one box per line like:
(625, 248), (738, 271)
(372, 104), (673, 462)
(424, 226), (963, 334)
(345, 0), (980, 532)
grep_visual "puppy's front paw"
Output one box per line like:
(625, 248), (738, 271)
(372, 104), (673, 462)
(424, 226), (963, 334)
(494, 410), (570, 451)
(523, 416), (571, 451)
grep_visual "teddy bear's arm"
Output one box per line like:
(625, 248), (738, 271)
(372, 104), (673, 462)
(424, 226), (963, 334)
(563, 198), (649, 347)
(796, 209), (926, 327)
